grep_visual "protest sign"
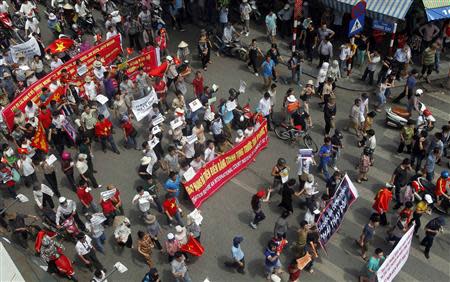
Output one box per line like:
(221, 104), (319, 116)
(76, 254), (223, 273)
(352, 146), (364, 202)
(45, 154), (57, 166)
(10, 37), (41, 62)
(189, 99), (203, 112)
(188, 209), (203, 225)
(377, 224), (415, 282)
(131, 90), (158, 121)
(100, 189), (117, 201)
(41, 184), (54, 197)
(316, 174), (358, 247)
(124, 48), (159, 80)
(184, 120), (268, 207)
(91, 213), (107, 225)
(2, 35), (122, 130)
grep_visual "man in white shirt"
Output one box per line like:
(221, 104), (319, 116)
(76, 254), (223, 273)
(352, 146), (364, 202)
(18, 154), (36, 187)
(50, 55), (63, 70)
(0, 1), (9, 13)
(339, 43), (351, 76)
(362, 50), (381, 85)
(24, 101), (38, 118)
(75, 232), (104, 271)
(222, 22), (238, 43)
(85, 213), (106, 253)
(74, 0), (89, 18)
(25, 16), (40, 37)
(76, 153), (101, 188)
(189, 154), (205, 172)
(106, 25), (117, 40)
(19, 0), (36, 17)
(84, 76), (97, 100)
(56, 196), (86, 230)
(132, 186), (154, 215)
(204, 140), (217, 162)
(33, 184), (54, 209)
(240, 0), (252, 36)
(258, 92), (272, 130)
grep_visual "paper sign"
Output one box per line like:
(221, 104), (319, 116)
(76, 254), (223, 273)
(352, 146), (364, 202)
(207, 97), (216, 104)
(239, 80), (247, 93)
(225, 100), (237, 111)
(298, 148), (313, 158)
(45, 154), (57, 166)
(149, 137), (159, 149)
(204, 110), (215, 121)
(100, 189), (117, 201)
(186, 134), (198, 145)
(152, 114), (165, 126)
(41, 184), (54, 197)
(146, 162), (154, 174)
(183, 167), (196, 182)
(188, 209), (203, 225)
(170, 118), (183, 130)
(280, 168), (289, 184)
(189, 99), (203, 112)
(297, 253), (312, 270)
(152, 125), (161, 135)
(96, 94), (109, 105)
(91, 213), (107, 225)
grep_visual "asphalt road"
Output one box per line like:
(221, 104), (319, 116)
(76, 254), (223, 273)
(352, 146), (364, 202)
(1, 3), (450, 282)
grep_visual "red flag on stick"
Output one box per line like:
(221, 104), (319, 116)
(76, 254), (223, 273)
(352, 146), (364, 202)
(180, 236), (204, 257)
(148, 61), (168, 77)
(31, 123), (49, 153)
(46, 38), (75, 54)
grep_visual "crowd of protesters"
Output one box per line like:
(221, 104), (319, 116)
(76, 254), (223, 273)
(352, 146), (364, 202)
(0, 0), (449, 282)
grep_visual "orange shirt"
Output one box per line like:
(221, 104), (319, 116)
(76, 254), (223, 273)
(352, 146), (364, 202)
(435, 177), (448, 196)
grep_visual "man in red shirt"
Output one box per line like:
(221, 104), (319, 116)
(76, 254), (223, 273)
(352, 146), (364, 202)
(100, 196), (116, 226)
(372, 185), (393, 226)
(38, 105), (53, 129)
(76, 179), (98, 216)
(95, 114), (120, 154)
(192, 71), (204, 98)
(435, 171), (449, 210)
(163, 194), (184, 227)
(153, 76), (169, 112)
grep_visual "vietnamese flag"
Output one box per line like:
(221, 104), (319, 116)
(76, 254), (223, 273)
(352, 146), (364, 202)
(46, 38), (75, 54)
(148, 61), (169, 77)
(372, 188), (392, 214)
(180, 236), (204, 257)
(31, 123), (49, 153)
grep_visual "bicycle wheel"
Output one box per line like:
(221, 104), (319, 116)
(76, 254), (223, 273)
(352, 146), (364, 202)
(304, 134), (318, 153)
(274, 126), (291, 141)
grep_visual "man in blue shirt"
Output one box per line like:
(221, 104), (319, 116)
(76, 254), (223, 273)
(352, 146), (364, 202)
(392, 69), (418, 103)
(424, 148), (440, 182)
(264, 241), (281, 279)
(261, 55), (275, 90)
(224, 236), (245, 274)
(164, 171), (181, 199)
(317, 137), (332, 180)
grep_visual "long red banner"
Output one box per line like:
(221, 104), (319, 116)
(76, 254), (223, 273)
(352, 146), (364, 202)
(2, 35), (122, 129)
(184, 120), (269, 207)
(122, 48), (159, 80)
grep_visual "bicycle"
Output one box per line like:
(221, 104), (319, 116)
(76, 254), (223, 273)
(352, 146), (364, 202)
(274, 123), (318, 153)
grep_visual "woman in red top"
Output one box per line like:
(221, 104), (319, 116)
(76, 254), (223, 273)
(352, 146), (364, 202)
(107, 184), (123, 215)
(100, 196), (116, 226)
(120, 116), (137, 150)
(155, 28), (168, 57)
(153, 77), (169, 112)
(192, 71), (204, 98)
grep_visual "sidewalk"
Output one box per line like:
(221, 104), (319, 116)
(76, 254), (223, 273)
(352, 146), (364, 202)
(238, 23), (450, 93)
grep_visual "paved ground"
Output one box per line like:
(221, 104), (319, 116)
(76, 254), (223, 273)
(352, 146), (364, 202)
(1, 4), (450, 282)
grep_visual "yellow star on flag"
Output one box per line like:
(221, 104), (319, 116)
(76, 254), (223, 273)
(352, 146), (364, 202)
(55, 42), (66, 52)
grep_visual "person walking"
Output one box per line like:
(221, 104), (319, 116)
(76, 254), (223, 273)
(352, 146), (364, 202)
(317, 137), (333, 181)
(278, 179), (301, 214)
(76, 153), (101, 189)
(56, 196), (86, 231)
(144, 214), (163, 251)
(261, 55), (275, 90)
(424, 148), (440, 182)
(249, 189), (271, 229)
(412, 194), (433, 236)
(420, 43), (437, 84)
(345, 98), (361, 137)
(240, 0), (252, 36)
(323, 98), (336, 136)
(40, 155), (60, 197)
(392, 69), (418, 104)
(75, 232), (105, 272)
(264, 241), (282, 279)
(361, 50), (380, 85)
(271, 158), (288, 194)
(258, 92), (273, 131)
(359, 248), (385, 282)
(32, 185), (55, 210)
(114, 216), (133, 248)
(372, 186), (393, 226)
(95, 114), (120, 154)
(274, 211), (290, 239)
(357, 214), (380, 260)
(397, 120), (415, 154)
(137, 230), (155, 267)
(76, 179), (99, 216)
(171, 251), (192, 282)
(356, 148), (372, 183)
(225, 236), (245, 274)
(420, 216), (445, 259)
(390, 158), (412, 209)
(317, 36), (333, 68)
(265, 11), (277, 43)
(247, 39), (263, 76)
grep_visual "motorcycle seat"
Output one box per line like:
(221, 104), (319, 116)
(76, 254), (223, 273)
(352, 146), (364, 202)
(392, 106), (410, 119)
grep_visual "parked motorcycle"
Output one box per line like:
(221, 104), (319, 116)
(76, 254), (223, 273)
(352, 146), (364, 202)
(59, 215), (80, 240)
(214, 35), (248, 61)
(385, 101), (435, 129)
(0, 12), (25, 43)
(35, 230), (77, 281)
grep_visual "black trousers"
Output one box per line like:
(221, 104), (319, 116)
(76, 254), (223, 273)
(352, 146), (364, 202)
(318, 54), (330, 68)
(420, 233), (435, 254)
(118, 235), (133, 248)
(84, 250), (104, 271)
(42, 193), (55, 209)
(252, 210), (265, 225)
(44, 172), (60, 197)
(362, 68), (375, 85)
(397, 142), (412, 154)
(128, 33), (142, 51)
(82, 170), (99, 188)
(64, 171), (77, 191)
(412, 212), (422, 234)
(324, 118), (333, 135)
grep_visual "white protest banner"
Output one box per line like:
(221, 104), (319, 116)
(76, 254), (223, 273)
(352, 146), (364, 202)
(100, 189), (117, 201)
(377, 224), (415, 282)
(45, 154), (57, 166)
(91, 213), (107, 225)
(10, 37), (41, 63)
(131, 89), (158, 121)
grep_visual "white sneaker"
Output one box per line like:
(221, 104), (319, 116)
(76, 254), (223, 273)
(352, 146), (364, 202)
(249, 222), (257, 229)
(255, 73), (259, 77)
(333, 166), (339, 171)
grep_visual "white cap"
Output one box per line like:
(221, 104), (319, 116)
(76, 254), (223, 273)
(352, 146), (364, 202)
(424, 194), (433, 204)
(416, 88), (423, 96)
(167, 233), (175, 240)
(175, 225), (183, 233)
(287, 95), (297, 103)
(59, 196), (67, 204)
(166, 55), (173, 61)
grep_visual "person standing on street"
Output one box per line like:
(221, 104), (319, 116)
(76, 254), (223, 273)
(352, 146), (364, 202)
(56, 196), (86, 231)
(412, 194), (433, 236)
(265, 11), (277, 43)
(76, 179), (99, 216)
(225, 236), (245, 274)
(277, 4), (292, 39)
(85, 213), (106, 254)
(397, 120), (415, 154)
(359, 248), (385, 282)
(171, 251), (192, 282)
(247, 39), (263, 76)
(240, 0), (252, 36)
(390, 158), (412, 209)
(323, 97), (336, 136)
(95, 114), (120, 154)
(357, 214), (380, 260)
(75, 232), (105, 272)
(420, 216), (445, 259)
(261, 55), (275, 90)
(250, 189), (271, 229)
(264, 241), (282, 280)
(317, 137), (333, 181)
(317, 36), (333, 68)
(392, 69), (418, 104)
(271, 158), (288, 194)
(137, 230), (155, 267)
(372, 185), (393, 226)
(258, 92), (273, 131)
(420, 43), (437, 84)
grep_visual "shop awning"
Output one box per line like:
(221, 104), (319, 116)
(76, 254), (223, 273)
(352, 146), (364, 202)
(320, 0), (413, 21)
(422, 0), (450, 21)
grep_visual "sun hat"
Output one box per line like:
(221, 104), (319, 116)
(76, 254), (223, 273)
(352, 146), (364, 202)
(48, 13), (56, 20)
(93, 60), (102, 68)
(144, 214), (156, 224)
(178, 41), (188, 48)
(287, 94), (297, 103)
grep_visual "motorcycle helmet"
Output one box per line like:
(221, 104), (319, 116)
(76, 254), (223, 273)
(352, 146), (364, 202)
(277, 158), (286, 166)
(424, 194), (433, 204)
(441, 170), (449, 178)
(415, 89), (423, 96)
(61, 151), (71, 161)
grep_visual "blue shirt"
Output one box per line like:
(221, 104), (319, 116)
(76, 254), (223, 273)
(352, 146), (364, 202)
(231, 245), (244, 261)
(221, 104), (234, 124)
(264, 248), (278, 267)
(406, 76), (416, 92)
(261, 59), (275, 78)
(164, 176), (181, 197)
(319, 144), (332, 162)
(219, 8), (228, 24)
(425, 154), (436, 173)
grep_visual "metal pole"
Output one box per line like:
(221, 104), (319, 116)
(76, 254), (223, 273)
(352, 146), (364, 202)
(100, 267), (117, 282)
(0, 199), (19, 215)
(389, 23), (398, 56)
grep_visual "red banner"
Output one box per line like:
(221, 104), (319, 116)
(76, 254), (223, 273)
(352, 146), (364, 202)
(184, 120), (269, 207)
(123, 47), (159, 80)
(2, 35), (122, 130)
(294, 0), (303, 19)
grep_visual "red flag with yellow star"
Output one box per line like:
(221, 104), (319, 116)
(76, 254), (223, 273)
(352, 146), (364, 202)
(45, 38), (75, 54)
(31, 123), (49, 153)
(180, 236), (204, 257)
